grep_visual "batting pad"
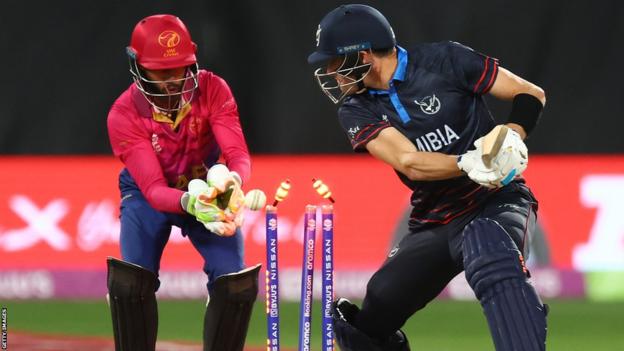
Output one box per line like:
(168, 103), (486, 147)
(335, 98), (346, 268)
(203, 264), (261, 351)
(107, 257), (158, 351)
(463, 218), (547, 351)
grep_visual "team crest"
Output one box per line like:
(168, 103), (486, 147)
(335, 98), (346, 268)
(158, 30), (180, 48)
(414, 94), (441, 115)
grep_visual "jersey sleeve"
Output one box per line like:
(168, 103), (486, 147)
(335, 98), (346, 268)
(338, 102), (390, 152)
(205, 75), (251, 184)
(446, 41), (499, 95)
(107, 104), (185, 213)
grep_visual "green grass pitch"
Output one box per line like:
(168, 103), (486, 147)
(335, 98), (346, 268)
(4, 299), (623, 350)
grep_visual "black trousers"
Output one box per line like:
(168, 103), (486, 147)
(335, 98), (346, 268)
(354, 182), (538, 339)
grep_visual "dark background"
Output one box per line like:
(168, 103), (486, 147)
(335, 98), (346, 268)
(1, 0), (622, 154)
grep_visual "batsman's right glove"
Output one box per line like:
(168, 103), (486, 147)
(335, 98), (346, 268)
(480, 125), (528, 181)
(458, 125), (528, 188)
(458, 138), (508, 188)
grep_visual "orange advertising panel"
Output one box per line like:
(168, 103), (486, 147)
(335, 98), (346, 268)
(0, 156), (410, 271)
(1, 155), (623, 273)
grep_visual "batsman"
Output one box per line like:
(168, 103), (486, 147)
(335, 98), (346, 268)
(106, 14), (259, 351)
(308, 4), (548, 351)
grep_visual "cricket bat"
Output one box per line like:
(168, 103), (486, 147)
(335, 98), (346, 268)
(481, 125), (509, 168)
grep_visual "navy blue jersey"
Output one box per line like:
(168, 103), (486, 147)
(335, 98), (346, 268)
(338, 41), (504, 229)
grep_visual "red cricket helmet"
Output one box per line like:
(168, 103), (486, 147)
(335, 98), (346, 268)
(128, 14), (197, 70)
(126, 14), (200, 113)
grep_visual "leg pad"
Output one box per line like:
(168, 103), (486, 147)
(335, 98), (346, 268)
(463, 219), (547, 351)
(203, 264), (261, 351)
(107, 257), (158, 351)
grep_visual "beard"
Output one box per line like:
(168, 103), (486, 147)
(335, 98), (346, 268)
(147, 81), (184, 112)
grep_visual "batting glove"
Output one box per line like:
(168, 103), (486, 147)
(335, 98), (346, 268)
(458, 139), (504, 188)
(480, 126), (528, 181)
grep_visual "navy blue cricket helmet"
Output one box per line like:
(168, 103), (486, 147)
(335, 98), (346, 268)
(308, 4), (396, 65)
(309, 4), (397, 103)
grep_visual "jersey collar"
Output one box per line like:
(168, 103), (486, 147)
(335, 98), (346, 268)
(131, 84), (193, 130)
(368, 45), (408, 95)
(366, 46), (411, 124)
(393, 46), (408, 82)
(151, 100), (192, 130)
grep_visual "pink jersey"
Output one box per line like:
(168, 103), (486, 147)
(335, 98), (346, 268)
(107, 70), (251, 214)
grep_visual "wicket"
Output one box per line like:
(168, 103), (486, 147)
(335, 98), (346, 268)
(298, 205), (317, 351)
(265, 205), (280, 351)
(321, 204), (334, 351)
(264, 180), (335, 351)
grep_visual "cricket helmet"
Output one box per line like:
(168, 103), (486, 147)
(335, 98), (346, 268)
(308, 5), (396, 104)
(126, 14), (199, 113)
(128, 14), (197, 69)
(308, 4), (396, 65)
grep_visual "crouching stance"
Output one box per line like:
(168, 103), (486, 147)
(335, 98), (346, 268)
(106, 14), (259, 351)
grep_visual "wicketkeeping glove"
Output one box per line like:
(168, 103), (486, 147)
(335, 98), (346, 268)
(207, 163), (245, 217)
(207, 164), (241, 193)
(182, 167), (246, 237)
(182, 185), (226, 223)
(203, 220), (237, 237)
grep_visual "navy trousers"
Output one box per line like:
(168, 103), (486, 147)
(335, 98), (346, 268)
(355, 181), (541, 340)
(117, 168), (244, 292)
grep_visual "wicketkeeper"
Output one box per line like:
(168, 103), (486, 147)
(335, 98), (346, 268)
(106, 14), (259, 351)
(308, 4), (548, 350)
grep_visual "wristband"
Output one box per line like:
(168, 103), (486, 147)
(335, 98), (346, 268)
(507, 93), (543, 136)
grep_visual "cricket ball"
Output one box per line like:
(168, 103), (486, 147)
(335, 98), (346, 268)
(244, 189), (267, 211)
